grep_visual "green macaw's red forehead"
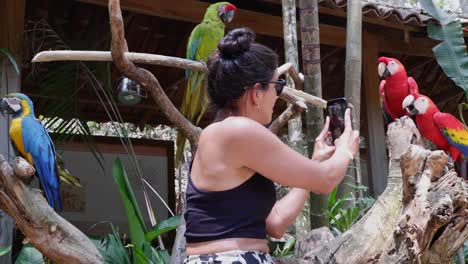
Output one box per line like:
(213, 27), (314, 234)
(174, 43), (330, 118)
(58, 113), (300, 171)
(225, 4), (236, 11)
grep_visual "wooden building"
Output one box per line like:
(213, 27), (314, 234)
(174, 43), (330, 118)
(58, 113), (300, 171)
(1, 0), (467, 262)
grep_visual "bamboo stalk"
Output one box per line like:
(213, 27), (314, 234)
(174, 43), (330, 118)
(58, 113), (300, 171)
(299, 0), (329, 229)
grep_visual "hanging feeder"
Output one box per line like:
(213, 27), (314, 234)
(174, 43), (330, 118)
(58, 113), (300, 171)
(117, 77), (146, 106)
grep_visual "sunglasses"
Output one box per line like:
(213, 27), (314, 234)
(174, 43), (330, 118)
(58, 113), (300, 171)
(261, 79), (286, 96)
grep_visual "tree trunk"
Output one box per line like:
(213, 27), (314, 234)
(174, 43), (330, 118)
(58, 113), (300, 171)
(275, 117), (468, 263)
(460, 0), (468, 16)
(0, 157), (104, 264)
(299, 0), (329, 230)
(282, 0), (310, 237)
(340, 0), (363, 200)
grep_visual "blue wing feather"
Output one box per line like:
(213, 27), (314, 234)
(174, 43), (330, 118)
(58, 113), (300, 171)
(185, 36), (201, 80)
(22, 116), (61, 210)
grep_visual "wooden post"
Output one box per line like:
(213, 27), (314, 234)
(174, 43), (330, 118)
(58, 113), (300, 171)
(362, 31), (388, 197)
(0, 1), (24, 263)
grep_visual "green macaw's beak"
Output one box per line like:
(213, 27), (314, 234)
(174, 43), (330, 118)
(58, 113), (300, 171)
(221, 10), (235, 23)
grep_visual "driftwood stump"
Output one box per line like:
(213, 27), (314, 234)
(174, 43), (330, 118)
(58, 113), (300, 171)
(275, 117), (467, 264)
(0, 156), (104, 264)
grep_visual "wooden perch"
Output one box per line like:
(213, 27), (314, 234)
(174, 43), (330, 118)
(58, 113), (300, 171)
(275, 117), (467, 264)
(0, 156), (104, 264)
(31, 53), (325, 111)
(32, 51), (207, 72)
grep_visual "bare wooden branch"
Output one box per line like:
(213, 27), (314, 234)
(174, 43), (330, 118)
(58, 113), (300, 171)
(32, 51), (207, 72)
(288, 66), (303, 90)
(277, 62), (293, 76)
(108, 0), (201, 145)
(33, 53), (319, 114)
(269, 104), (304, 135)
(0, 155), (104, 264)
(282, 87), (327, 109)
(12, 157), (35, 180)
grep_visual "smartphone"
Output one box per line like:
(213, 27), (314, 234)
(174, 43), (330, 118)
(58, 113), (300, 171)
(326, 97), (349, 142)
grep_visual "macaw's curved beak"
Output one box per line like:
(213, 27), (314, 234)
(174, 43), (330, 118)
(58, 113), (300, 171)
(0, 98), (19, 116)
(221, 10), (235, 23)
(405, 103), (419, 115)
(402, 95), (418, 115)
(381, 68), (391, 79)
(0, 98), (9, 117)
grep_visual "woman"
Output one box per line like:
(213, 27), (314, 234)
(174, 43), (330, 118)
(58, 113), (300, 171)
(184, 27), (359, 264)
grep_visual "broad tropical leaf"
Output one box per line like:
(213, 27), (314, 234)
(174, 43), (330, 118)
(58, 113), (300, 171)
(113, 158), (147, 250)
(15, 244), (44, 264)
(420, 0), (468, 97)
(145, 214), (181, 242)
(0, 246), (11, 257)
(0, 49), (20, 75)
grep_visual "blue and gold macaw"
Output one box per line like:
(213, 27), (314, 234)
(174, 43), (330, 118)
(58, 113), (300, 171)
(0, 93), (62, 210)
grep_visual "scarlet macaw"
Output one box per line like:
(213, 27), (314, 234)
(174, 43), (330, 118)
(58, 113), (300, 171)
(402, 92), (468, 179)
(0, 93), (62, 209)
(176, 2), (236, 165)
(378, 57), (419, 123)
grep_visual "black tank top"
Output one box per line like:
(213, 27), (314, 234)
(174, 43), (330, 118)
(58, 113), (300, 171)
(184, 172), (277, 243)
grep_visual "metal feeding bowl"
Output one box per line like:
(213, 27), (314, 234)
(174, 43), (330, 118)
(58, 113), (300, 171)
(117, 77), (145, 106)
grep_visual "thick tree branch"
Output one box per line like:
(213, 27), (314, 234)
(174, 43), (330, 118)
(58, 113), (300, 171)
(275, 117), (467, 263)
(0, 156), (104, 264)
(108, 0), (202, 145)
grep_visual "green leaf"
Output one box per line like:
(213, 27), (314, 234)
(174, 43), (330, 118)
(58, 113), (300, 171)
(0, 246), (11, 257)
(113, 158), (147, 260)
(0, 48), (20, 75)
(145, 215), (181, 242)
(458, 103), (468, 126)
(420, 0), (468, 97)
(282, 237), (296, 254)
(327, 186), (338, 210)
(90, 226), (131, 264)
(15, 244), (45, 264)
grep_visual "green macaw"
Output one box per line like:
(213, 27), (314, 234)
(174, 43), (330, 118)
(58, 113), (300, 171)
(176, 2), (236, 165)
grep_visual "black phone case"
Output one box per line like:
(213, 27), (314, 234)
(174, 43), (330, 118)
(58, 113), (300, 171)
(326, 98), (349, 141)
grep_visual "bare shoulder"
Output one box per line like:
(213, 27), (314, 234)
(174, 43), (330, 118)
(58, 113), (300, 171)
(201, 117), (269, 142)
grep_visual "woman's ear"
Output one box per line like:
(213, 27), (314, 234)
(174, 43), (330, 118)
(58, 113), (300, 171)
(250, 83), (263, 107)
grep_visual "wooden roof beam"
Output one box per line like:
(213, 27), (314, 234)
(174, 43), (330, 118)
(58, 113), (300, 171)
(76, 0), (436, 57)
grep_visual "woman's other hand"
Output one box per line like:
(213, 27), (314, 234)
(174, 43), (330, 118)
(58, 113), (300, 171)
(334, 108), (360, 159)
(311, 116), (336, 162)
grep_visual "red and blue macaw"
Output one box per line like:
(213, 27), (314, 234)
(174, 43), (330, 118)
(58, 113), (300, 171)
(378, 57), (419, 123)
(0, 93), (62, 209)
(175, 2), (236, 165)
(402, 92), (468, 179)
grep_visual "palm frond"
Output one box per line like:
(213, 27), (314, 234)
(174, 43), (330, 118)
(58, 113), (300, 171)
(0, 49), (20, 75)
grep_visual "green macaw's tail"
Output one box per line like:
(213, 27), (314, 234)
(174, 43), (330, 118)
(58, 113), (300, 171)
(56, 153), (82, 187)
(58, 166), (82, 187)
(175, 72), (208, 166)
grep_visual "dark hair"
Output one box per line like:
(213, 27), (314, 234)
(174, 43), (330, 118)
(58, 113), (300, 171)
(207, 27), (278, 111)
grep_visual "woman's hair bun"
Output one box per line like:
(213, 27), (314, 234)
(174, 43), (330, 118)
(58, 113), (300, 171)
(218, 27), (255, 58)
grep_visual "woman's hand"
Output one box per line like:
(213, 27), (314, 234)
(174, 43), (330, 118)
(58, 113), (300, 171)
(334, 108), (360, 158)
(311, 116), (336, 162)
